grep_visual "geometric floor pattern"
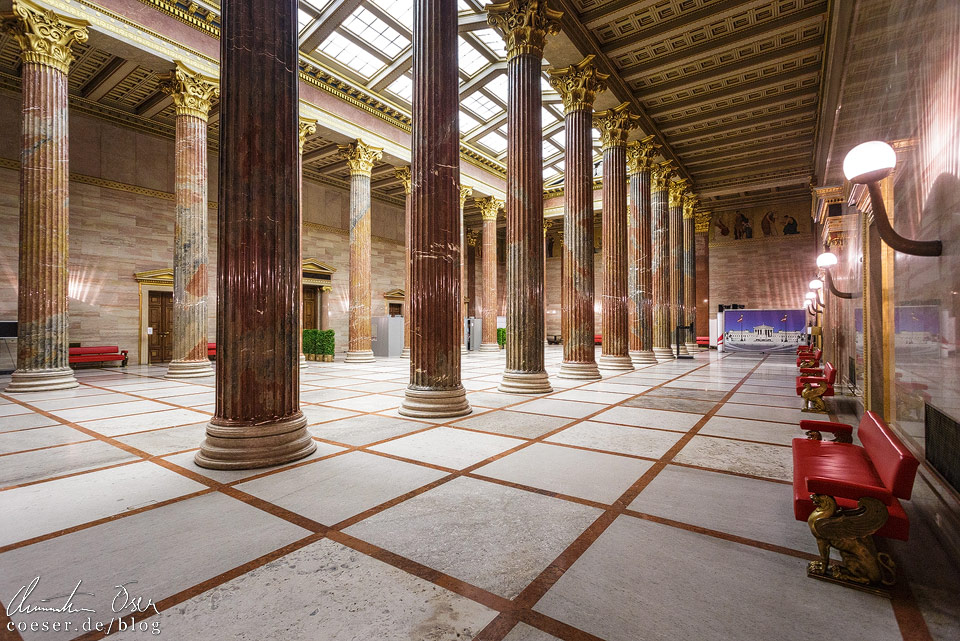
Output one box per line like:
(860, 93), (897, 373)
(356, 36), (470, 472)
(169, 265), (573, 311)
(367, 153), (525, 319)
(1, 348), (957, 640)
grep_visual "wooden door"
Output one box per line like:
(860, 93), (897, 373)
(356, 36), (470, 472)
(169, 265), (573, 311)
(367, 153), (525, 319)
(148, 291), (174, 363)
(303, 286), (318, 330)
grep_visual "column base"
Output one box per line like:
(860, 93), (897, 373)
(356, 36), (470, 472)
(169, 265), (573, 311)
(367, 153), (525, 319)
(299, 353), (308, 369)
(478, 343), (500, 353)
(461, 345), (468, 355)
(499, 370), (552, 394)
(684, 342), (699, 354)
(344, 350), (376, 363)
(558, 361), (602, 380)
(401, 347), (410, 358)
(653, 347), (675, 362)
(195, 413), (316, 470)
(675, 342), (690, 356)
(399, 387), (471, 419)
(165, 359), (215, 379)
(598, 354), (635, 371)
(5, 367), (79, 393)
(629, 350), (658, 365)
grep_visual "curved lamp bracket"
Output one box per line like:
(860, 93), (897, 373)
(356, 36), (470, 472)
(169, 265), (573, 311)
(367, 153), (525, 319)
(823, 268), (856, 300)
(866, 182), (942, 256)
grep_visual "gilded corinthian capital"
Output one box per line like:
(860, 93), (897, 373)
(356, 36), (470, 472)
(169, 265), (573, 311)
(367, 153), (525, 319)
(1, 0), (89, 74)
(651, 161), (674, 193)
(593, 102), (641, 150)
(682, 192), (698, 219)
(486, 0), (562, 60)
(298, 117), (318, 154)
(626, 135), (660, 175)
(459, 185), (474, 210)
(548, 55), (608, 114)
(158, 61), (219, 120)
(338, 139), (383, 176)
(668, 178), (689, 209)
(478, 196), (504, 221)
(395, 166), (411, 195)
(695, 210), (712, 233)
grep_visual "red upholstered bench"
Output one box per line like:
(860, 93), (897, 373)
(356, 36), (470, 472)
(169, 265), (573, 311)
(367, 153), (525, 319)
(207, 342), (216, 359)
(696, 335), (709, 346)
(792, 411), (919, 591)
(69, 346), (128, 367)
(796, 362), (836, 413)
(594, 334), (602, 345)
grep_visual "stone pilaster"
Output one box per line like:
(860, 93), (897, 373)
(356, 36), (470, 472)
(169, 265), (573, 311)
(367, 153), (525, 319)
(669, 177), (689, 356)
(339, 139), (383, 363)
(401, 0), (470, 418)
(478, 197), (503, 352)
(695, 210), (711, 344)
(595, 103), (638, 372)
(396, 166), (412, 358)
(683, 193), (698, 353)
(651, 161), (675, 361)
(488, 0), (561, 394)
(159, 63), (218, 379)
(3, 1), (88, 393)
(459, 185), (473, 354)
(627, 136), (659, 365)
(196, 0), (315, 469)
(548, 56), (606, 380)
(296, 117), (317, 369)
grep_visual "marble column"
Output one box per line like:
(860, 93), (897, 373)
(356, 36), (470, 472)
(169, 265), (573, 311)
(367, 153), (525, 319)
(3, 3), (87, 393)
(196, 0), (315, 469)
(488, 0), (561, 394)
(695, 210), (711, 344)
(339, 139), (383, 363)
(651, 161), (675, 361)
(459, 185), (472, 354)
(297, 117), (317, 369)
(595, 103), (638, 372)
(683, 193), (698, 354)
(319, 285), (331, 330)
(478, 197), (503, 352)
(627, 136), (659, 365)
(161, 64), (218, 380)
(400, 0), (470, 418)
(396, 166), (412, 358)
(466, 229), (480, 318)
(548, 56), (606, 380)
(542, 219), (552, 346)
(668, 177), (689, 356)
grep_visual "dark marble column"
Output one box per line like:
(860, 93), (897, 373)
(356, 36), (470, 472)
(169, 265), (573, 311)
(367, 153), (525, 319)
(548, 56), (606, 380)
(296, 117), (317, 369)
(196, 0), (315, 469)
(651, 161), (675, 361)
(3, 3), (87, 393)
(396, 166), (412, 358)
(695, 211), (711, 344)
(595, 103), (638, 372)
(627, 137), (659, 366)
(668, 177), (690, 356)
(488, 0), (561, 394)
(542, 219), (552, 346)
(683, 193), (698, 353)
(400, 0), (470, 418)
(459, 185), (472, 354)
(478, 197), (503, 352)
(339, 139), (383, 363)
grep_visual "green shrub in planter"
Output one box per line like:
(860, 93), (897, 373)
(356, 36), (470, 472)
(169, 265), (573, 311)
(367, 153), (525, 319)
(302, 329), (319, 358)
(497, 327), (506, 348)
(318, 330), (335, 357)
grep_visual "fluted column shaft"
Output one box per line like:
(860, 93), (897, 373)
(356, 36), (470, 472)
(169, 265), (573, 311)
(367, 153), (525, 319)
(627, 144), (657, 365)
(197, 0), (314, 469)
(683, 207), (697, 352)
(651, 167), (674, 361)
(400, 0), (470, 418)
(348, 172), (373, 360)
(599, 143), (633, 371)
(397, 167), (411, 358)
(669, 184), (689, 356)
(459, 185), (471, 354)
(479, 202), (501, 351)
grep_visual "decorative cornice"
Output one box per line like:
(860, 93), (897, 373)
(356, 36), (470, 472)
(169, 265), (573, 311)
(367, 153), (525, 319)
(593, 102), (640, 151)
(547, 55), (608, 115)
(135, 0), (219, 37)
(811, 184), (844, 224)
(158, 61), (219, 120)
(485, 0), (562, 61)
(2, 0), (89, 74)
(669, 178), (689, 208)
(298, 117), (318, 154)
(338, 139), (383, 177)
(694, 210), (712, 234)
(459, 185), (474, 210)
(626, 135), (660, 175)
(651, 161), (675, 193)
(395, 166), (411, 195)
(478, 196), (504, 221)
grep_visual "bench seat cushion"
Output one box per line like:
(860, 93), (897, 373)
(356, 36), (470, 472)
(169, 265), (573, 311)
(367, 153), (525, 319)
(792, 438), (909, 540)
(70, 354), (125, 362)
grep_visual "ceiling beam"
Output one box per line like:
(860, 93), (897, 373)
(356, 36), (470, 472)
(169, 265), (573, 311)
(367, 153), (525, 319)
(135, 91), (173, 119)
(303, 143), (341, 164)
(644, 70), (821, 117)
(81, 57), (140, 101)
(299, 0), (365, 53)
(369, 49), (413, 93)
(658, 85), (818, 130)
(692, 150), (810, 174)
(458, 12), (490, 33)
(671, 106), (816, 145)
(684, 135), (812, 166)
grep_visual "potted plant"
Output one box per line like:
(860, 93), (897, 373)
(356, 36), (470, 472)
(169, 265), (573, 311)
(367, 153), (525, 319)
(302, 329), (319, 361)
(318, 329), (335, 362)
(497, 327), (506, 350)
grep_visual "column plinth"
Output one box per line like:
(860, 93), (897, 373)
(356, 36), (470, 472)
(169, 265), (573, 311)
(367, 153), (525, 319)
(396, 166), (412, 358)
(549, 56), (605, 380)
(488, 0), (561, 394)
(683, 194), (699, 353)
(3, 2), (88, 393)
(651, 162), (675, 362)
(196, 0), (314, 470)
(400, 0), (470, 418)
(478, 197), (502, 352)
(627, 137), (659, 366)
(669, 178), (690, 356)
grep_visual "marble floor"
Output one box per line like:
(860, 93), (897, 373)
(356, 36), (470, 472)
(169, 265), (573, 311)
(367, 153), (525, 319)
(0, 348), (957, 641)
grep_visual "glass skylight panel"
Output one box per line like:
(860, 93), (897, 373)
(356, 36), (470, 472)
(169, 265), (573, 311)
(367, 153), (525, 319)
(298, 9), (313, 33)
(477, 131), (507, 154)
(317, 32), (384, 78)
(372, 0), (413, 31)
(458, 0), (473, 12)
(542, 140), (558, 158)
(462, 90), (501, 119)
(474, 29), (507, 58)
(387, 75), (413, 103)
(342, 7), (408, 58)
(542, 106), (561, 127)
(485, 74), (509, 99)
(551, 131), (566, 147)
(458, 37), (488, 75)
(302, 0), (330, 10)
(459, 110), (480, 133)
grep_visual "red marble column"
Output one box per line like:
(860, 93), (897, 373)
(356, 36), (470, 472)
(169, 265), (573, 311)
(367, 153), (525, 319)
(297, 117), (317, 370)
(543, 219), (552, 345)
(320, 286), (331, 331)
(3, 4), (87, 393)
(627, 137), (659, 366)
(695, 212), (711, 343)
(400, 0), (470, 418)
(396, 166), (412, 358)
(683, 194), (698, 353)
(196, 0), (315, 469)
(668, 178), (690, 357)
(651, 161), (675, 361)
(478, 197), (503, 352)
(459, 185), (472, 354)
(595, 103), (638, 372)
(548, 56), (606, 380)
(340, 139), (383, 363)
(488, 0), (561, 394)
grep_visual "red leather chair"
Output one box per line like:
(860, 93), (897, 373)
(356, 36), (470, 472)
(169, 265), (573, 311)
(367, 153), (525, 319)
(796, 362), (835, 413)
(797, 348), (822, 368)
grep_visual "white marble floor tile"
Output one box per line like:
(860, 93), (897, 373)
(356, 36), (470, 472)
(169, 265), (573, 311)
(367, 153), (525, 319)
(309, 414), (429, 446)
(323, 394), (403, 412)
(369, 427), (523, 469)
(300, 405), (360, 425)
(299, 388), (366, 403)
(0, 404), (30, 417)
(546, 422), (683, 459)
(48, 400), (174, 423)
(466, 390), (532, 409)
(699, 415), (799, 446)
(0, 424), (92, 454)
(25, 393), (136, 411)
(162, 443), (345, 484)
(509, 398), (603, 419)
(0, 440), (138, 488)
(591, 406), (702, 431)
(549, 389), (634, 405)
(78, 408), (211, 437)
(450, 410), (574, 439)
(715, 402), (809, 424)
(673, 435), (793, 481)
(0, 413), (61, 432)
(113, 422), (208, 455)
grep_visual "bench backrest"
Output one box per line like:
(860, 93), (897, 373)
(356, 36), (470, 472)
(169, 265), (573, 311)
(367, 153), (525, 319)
(858, 411), (919, 500)
(823, 362), (836, 384)
(69, 346), (120, 355)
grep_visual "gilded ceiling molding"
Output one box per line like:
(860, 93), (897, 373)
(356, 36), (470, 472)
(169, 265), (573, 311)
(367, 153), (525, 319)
(478, 196), (504, 221)
(1, 0), (89, 74)
(298, 117), (318, 154)
(626, 135), (660, 174)
(158, 61), (219, 120)
(394, 166), (411, 195)
(594, 102), (640, 150)
(811, 185), (844, 224)
(668, 178), (689, 209)
(547, 55), (608, 115)
(486, 0), (562, 60)
(337, 139), (384, 177)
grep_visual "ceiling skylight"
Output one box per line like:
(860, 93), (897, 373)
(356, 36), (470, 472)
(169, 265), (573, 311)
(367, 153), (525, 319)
(372, 0), (413, 30)
(317, 32), (385, 78)
(478, 131), (508, 154)
(387, 75), (413, 103)
(458, 37), (488, 76)
(462, 91), (502, 120)
(342, 7), (408, 58)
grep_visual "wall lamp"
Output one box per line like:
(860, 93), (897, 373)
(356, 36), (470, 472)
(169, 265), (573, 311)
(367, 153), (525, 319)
(815, 252), (856, 299)
(843, 141), (942, 256)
